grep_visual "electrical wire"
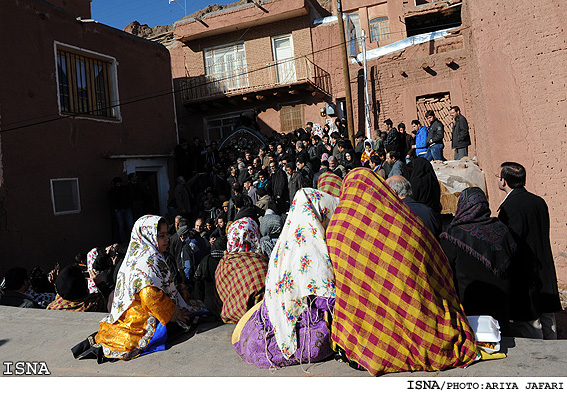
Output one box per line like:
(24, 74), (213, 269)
(1, 18), (460, 133)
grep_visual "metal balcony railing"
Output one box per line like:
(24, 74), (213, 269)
(180, 57), (331, 104)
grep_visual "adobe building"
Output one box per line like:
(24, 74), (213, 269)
(314, 0), (566, 287)
(0, 0), (179, 277)
(169, 0), (336, 144)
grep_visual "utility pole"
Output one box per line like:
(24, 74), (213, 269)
(362, 29), (371, 140)
(336, 0), (355, 147)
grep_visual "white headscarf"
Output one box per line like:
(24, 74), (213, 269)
(104, 215), (189, 324)
(264, 188), (339, 359)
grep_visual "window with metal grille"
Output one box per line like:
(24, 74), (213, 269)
(369, 17), (391, 42)
(280, 104), (304, 133)
(50, 178), (81, 215)
(57, 48), (117, 118)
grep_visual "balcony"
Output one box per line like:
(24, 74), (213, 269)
(179, 57), (331, 106)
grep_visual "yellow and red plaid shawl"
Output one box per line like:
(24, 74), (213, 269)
(215, 252), (269, 324)
(326, 167), (478, 376)
(317, 171), (343, 198)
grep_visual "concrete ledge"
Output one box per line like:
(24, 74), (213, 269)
(1, 305), (567, 377)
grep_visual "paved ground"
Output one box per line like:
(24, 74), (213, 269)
(1, 306), (567, 379)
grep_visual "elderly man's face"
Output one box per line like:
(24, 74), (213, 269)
(195, 219), (203, 232)
(328, 159), (336, 169)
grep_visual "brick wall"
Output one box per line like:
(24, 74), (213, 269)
(463, 0), (567, 287)
(463, 0), (567, 288)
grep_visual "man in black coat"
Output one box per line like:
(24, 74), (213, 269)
(450, 106), (471, 160)
(424, 110), (445, 161)
(268, 160), (288, 214)
(497, 162), (562, 339)
(383, 118), (400, 155)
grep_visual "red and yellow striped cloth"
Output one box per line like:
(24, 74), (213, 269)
(326, 167), (478, 376)
(215, 252), (269, 324)
(317, 171), (343, 198)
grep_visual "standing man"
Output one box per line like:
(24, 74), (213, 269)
(424, 110), (445, 161)
(411, 119), (428, 158)
(450, 106), (471, 160)
(497, 162), (562, 339)
(383, 119), (400, 155)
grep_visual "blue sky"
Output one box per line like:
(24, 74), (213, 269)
(91, 0), (236, 30)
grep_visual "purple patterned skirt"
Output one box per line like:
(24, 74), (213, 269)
(234, 296), (335, 369)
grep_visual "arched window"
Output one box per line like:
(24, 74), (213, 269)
(369, 17), (390, 42)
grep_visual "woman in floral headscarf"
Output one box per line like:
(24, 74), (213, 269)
(232, 188), (339, 368)
(215, 217), (269, 323)
(73, 215), (209, 362)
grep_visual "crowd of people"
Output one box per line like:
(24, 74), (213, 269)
(0, 109), (562, 375)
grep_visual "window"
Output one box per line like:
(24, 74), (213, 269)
(204, 42), (248, 94)
(369, 17), (391, 42)
(56, 47), (117, 118)
(347, 13), (362, 55)
(280, 104), (304, 133)
(50, 178), (81, 215)
(205, 114), (241, 143)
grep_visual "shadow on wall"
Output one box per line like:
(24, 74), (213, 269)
(256, 116), (278, 140)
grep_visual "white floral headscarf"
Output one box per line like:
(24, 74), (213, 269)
(86, 248), (100, 294)
(264, 188), (339, 359)
(103, 215), (188, 324)
(226, 217), (261, 254)
(312, 123), (324, 138)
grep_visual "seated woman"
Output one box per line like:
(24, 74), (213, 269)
(47, 265), (106, 312)
(215, 217), (269, 324)
(440, 187), (516, 331)
(317, 170), (342, 198)
(73, 215), (209, 362)
(326, 167), (478, 376)
(409, 156), (443, 216)
(233, 188), (339, 368)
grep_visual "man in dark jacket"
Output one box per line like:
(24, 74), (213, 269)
(450, 106), (471, 160)
(497, 162), (562, 339)
(286, 162), (303, 203)
(269, 160), (288, 213)
(383, 118), (400, 154)
(424, 110), (445, 161)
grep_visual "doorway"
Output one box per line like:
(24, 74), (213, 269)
(272, 35), (296, 84)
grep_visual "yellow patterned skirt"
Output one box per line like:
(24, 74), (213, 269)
(95, 286), (178, 360)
